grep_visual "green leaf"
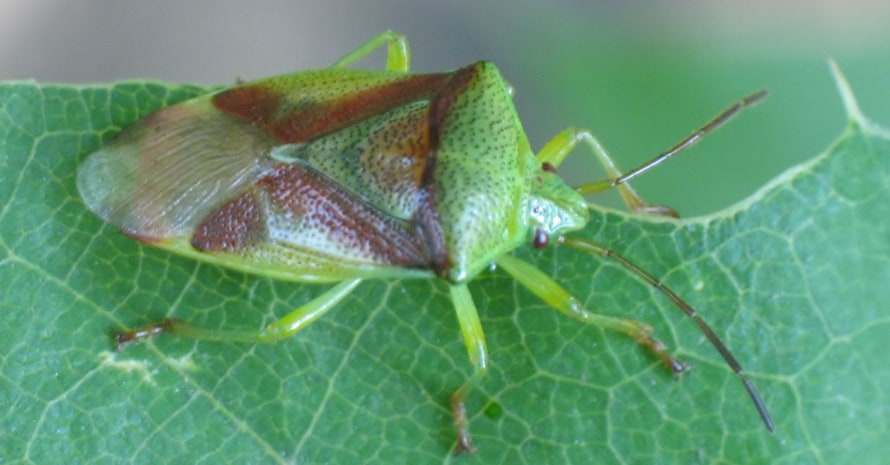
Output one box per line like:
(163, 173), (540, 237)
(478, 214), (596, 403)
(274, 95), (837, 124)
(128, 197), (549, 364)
(1, 66), (886, 465)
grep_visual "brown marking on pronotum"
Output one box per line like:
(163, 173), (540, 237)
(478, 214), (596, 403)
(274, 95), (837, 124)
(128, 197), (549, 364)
(415, 63), (480, 279)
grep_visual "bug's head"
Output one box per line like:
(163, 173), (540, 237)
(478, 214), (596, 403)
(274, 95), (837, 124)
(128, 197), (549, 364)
(526, 162), (589, 248)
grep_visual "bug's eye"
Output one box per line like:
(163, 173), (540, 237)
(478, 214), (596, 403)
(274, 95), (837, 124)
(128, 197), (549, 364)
(541, 162), (557, 173)
(532, 228), (550, 249)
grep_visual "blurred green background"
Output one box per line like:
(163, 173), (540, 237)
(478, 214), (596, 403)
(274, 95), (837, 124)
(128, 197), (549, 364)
(2, 0), (889, 215)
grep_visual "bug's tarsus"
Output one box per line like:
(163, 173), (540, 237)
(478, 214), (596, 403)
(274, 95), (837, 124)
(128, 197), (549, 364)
(114, 318), (177, 351)
(451, 393), (477, 455)
(630, 328), (692, 376)
(612, 90), (768, 187)
(557, 236), (775, 433)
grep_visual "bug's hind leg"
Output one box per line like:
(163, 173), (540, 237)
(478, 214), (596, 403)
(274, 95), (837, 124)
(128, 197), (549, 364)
(448, 284), (490, 455)
(114, 279), (363, 349)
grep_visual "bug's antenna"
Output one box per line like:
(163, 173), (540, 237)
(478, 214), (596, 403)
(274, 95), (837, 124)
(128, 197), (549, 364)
(618, 90), (767, 185)
(557, 236), (775, 433)
(575, 90), (767, 196)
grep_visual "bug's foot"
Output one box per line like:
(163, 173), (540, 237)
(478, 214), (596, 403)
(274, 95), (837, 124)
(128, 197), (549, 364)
(114, 318), (178, 351)
(662, 352), (692, 377)
(453, 431), (477, 455)
(451, 394), (477, 455)
(632, 329), (692, 377)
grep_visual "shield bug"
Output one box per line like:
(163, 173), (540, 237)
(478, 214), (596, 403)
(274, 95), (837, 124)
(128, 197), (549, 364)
(77, 31), (774, 454)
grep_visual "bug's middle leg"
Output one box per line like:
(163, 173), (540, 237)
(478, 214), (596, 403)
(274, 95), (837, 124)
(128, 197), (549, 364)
(448, 284), (489, 455)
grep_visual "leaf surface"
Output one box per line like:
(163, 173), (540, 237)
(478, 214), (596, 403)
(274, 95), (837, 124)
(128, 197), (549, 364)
(0, 71), (886, 464)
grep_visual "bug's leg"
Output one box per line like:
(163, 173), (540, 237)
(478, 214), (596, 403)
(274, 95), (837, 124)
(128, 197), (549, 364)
(536, 128), (679, 217)
(330, 30), (410, 72)
(114, 279), (362, 349)
(494, 254), (689, 374)
(448, 284), (488, 455)
(554, 237), (773, 431)
(497, 252), (774, 430)
(541, 90), (767, 217)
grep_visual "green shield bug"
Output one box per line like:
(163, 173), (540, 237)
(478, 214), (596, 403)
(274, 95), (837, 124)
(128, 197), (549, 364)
(77, 31), (774, 454)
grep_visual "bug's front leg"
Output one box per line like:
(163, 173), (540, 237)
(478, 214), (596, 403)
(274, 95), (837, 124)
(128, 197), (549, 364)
(330, 30), (411, 72)
(536, 128), (680, 217)
(114, 278), (362, 348)
(448, 284), (489, 455)
(541, 91), (767, 217)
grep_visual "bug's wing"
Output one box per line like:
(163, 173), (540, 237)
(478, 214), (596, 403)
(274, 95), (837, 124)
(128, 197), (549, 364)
(77, 96), (432, 279)
(79, 69), (459, 242)
(77, 69), (480, 279)
(77, 97), (278, 241)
